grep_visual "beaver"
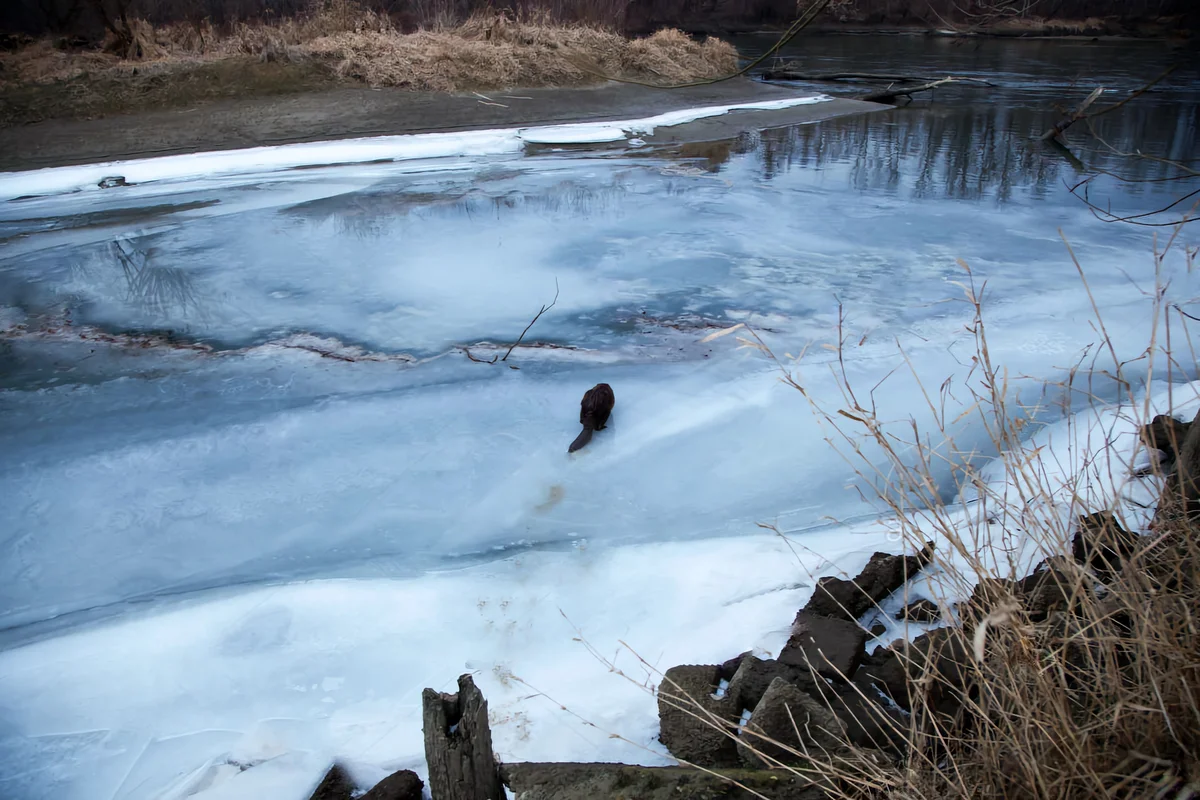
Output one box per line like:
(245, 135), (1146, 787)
(568, 383), (615, 453)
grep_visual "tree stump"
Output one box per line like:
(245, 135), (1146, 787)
(422, 674), (503, 800)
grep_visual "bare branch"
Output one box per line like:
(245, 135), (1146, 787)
(858, 76), (986, 103)
(1040, 86), (1104, 142)
(501, 277), (559, 362)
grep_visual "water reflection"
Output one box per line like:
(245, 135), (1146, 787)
(709, 36), (1200, 205)
(110, 239), (205, 320)
(689, 92), (1197, 205)
(285, 174), (636, 239)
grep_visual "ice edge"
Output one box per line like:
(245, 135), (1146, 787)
(0, 94), (831, 201)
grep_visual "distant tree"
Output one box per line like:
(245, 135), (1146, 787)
(29, 0), (88, 34)
(87, 0), (155, 57)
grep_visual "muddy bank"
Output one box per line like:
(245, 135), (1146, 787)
(0, 80), (882, 173)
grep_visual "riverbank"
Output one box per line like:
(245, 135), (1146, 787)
(0, 11), (736, 128)
(0, 81), (882, 173)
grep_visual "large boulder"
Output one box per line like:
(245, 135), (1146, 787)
(855, 650), (912, 711)
(657, 656), (831, 766)
(804, 544), (935, 622)
(725, 653), (818, 710)
(889, 627), (973, 723)
(898, 627), (972, 689)
(809, 670), (910, 756)
(309, 764), (355, 800)
(737, 677), (846, 768)
(657, 665), (741, 766)
(362, 769), (424, 800)
(778, 611), (867, 681)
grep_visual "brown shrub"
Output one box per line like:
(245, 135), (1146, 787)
(707, 256), (1200, 798)
(0, 4), (734, 94)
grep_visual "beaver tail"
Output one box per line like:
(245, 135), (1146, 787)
(568, 426), (594, 453)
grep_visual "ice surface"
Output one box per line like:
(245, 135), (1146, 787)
(0, 377), (1189, 800)
(0, 532), (869, 800)
(1, 79), (1198, 800)
(1, 111), (1196, 629)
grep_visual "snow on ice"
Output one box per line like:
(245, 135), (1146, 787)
(0, 93), (1197, 800)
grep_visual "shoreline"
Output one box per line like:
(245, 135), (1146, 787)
(0, 81), (883, 175)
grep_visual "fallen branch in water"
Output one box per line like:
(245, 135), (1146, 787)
(858, 76), (987, 103)
(762, 69), (926, 83)
(1039, 86), (1104, 141)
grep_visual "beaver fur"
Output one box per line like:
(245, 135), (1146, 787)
(568, 383), (615, 453)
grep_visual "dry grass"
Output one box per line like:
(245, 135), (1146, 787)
(0, 1), (736, 116)
(305, 22), (734, 91)
(688, 221), (1200, 797)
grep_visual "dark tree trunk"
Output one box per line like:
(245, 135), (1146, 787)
(422, 674), (503, 800)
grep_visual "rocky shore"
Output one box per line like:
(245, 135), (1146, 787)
(301, 407), (1200, 799)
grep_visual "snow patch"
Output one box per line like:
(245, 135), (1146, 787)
(0, 95), (830, 201)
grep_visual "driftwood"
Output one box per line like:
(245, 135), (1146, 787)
(761, 69), (926, 83)
(1040, 86), (1105, 142)
(858, 77), (974, 103)
(422, 674), (503, 800)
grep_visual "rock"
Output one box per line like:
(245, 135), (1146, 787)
(1073, 511), (1139, 577)
(726, 654), (818, 710)
(885, 627), (973, 723)
(1014, 557), (1077, 622)
(966, 577), (1016, 609)
(97, 176), (129, 189)
(804, 543), (935, 622)
(969, 559), (1080, 624)
(719, 651), (750, 679)
(895, 598), (942, 622)
(856, 650), (911, 710)
(361, 769), (423, 800)
(309, 764), (355, 800)
(501, 762), (829, 800)
(1141, 414), (1189, 467)
(811, 670), (909, 755)
(868, 621), (888, 638)
(657, 664), (740, 766)
(901, 627), (971, 689)
(779, 611), (866, 681)
(738, 677), (846, 768)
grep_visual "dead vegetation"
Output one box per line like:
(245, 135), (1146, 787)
(644, 220), (1200, 798)
(0, 1), (736, 123)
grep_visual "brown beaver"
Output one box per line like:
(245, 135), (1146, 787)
(568, 383), (614, 453)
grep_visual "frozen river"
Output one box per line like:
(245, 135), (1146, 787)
(0, 36), (1197, 800)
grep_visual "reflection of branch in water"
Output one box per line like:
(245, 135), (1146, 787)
(1055, 81), (1199, 228)
(1068, 177), (1200, 227)
(111, 239), (204, 318)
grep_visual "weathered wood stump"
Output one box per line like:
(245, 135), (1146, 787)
(422, 674), (503, 800)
